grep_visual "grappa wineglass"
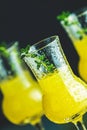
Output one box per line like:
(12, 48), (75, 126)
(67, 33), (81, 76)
(0, 42), (44, 130)
(57, 7), (87, 82)
(22, 35), (87, 130)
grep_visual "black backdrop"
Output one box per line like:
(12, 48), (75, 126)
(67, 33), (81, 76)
(0, 0), (87, 130)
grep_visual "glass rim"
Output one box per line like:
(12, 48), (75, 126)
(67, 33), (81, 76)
(75, 6), (87, 17)
(28, 35), (59, 52)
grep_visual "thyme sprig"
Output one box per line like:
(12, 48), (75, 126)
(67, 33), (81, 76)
(57, 11), (87, 38)
(57, 11), (79, 26)
(21, 45), (55, 73)
(57, 11), (70, 25)
(57, 11), (70, 21)
(21, 45), (30, 54)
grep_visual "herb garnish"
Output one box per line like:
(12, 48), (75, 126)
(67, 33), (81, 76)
(57, 11), (87, 39)
(21, 45), (30, 55)
(21, 45), (55, 73)
(57, 11), (79, 26)
(57, 11), (70, 25)
(57, 11), (70, 21)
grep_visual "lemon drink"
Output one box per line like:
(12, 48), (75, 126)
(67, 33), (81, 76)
(57, 10), (87, 82)
(0, 42), (43, 130)
(39, 66), (87, 124)
(73, 36), (87, 81)
(23, 35), (87, 130)
(1, 70), (43, 125)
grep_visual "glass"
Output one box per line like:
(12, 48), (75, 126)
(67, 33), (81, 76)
(57, 7), (87, 82)
(22, 35), (87, 130)
(0, 42), (44, 130)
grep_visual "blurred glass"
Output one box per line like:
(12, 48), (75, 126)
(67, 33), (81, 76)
(0, 42), (44, 130)
(57, 7), (87, 82)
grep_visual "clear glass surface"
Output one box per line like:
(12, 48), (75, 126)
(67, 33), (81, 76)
(22, 35), (87, 130)
(0, 42), (44, 130)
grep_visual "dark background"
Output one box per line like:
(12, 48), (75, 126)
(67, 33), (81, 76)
(0, 0), (87, 130)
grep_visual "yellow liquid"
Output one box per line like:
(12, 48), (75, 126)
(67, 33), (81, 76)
(1, 71), (43, 125)
(39, 68), (87, 124)
(74, 36), (87, 58)
(73, 36), (87, 81)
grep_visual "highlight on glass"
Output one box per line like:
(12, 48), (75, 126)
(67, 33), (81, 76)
(21, 35), (87, 130)
(57, 7), (87, 82)
(0, 42), (45, 130)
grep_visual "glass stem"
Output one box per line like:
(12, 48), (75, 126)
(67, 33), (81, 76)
(73, 117), (86, 130)
(35, 120), (45, 130)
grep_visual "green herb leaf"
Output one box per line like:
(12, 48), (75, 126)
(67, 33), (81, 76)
(34, 55), (55, 73)
(57, 11), (80, 26)
(21, 44), (31, 58)
(21, 45), (55, 73)
(57, 11), (70, 21)
(21, 45), (30, 54)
